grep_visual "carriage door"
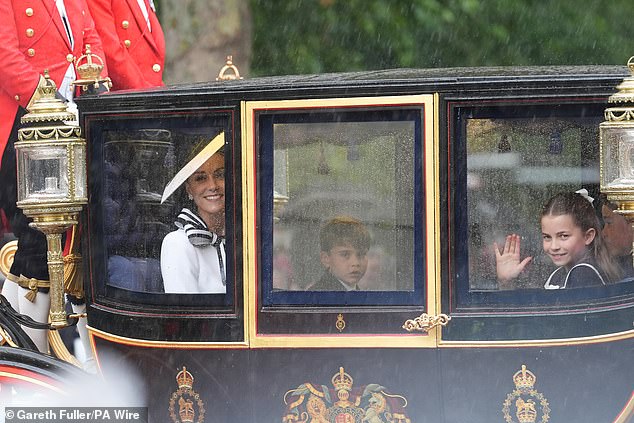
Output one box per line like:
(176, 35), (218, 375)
(438, 96), (634, 422)
(243, 95), (445, 422)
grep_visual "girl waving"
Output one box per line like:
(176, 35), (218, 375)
(495, 191), (621, 289)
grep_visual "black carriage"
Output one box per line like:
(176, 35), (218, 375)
(3, 65), (634, 423)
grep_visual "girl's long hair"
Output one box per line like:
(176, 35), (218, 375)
(541, 192), (621, 282)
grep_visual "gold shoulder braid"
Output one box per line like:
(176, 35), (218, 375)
(63, 253), (83, 299)
(63, 225), (84, 300)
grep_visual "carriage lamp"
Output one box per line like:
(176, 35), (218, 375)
(600, 57), (634, 263)
(15, 72), (87, 329)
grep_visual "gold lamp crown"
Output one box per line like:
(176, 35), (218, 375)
(20, 71), (76, 127)
(176, 367), (194, 390)
(331, 367), (354, 392)
(603, 57), (634, 124)
(513, 365), (536, 390)
(72, 44), (112, 91)
(608, 56), (634, 104)
(75, 44), (104, 81)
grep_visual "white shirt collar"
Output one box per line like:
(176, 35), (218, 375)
(54, 0), (74, 48)
(136, 0), (151, 31)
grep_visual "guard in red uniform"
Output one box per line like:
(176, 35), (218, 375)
(0, 0), (108, 354)
(88, 0), (165, 90)
(0, 0), (108, 163)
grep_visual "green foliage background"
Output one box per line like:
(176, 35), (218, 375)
(250, 0), (634, 76)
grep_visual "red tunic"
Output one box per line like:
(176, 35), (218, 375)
(87, 0), (165, 91)
(0, 0), (108, 163)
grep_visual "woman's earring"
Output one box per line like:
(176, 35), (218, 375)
(188, 193), (193, 200)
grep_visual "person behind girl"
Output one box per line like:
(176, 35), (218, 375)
(495, 190), (621, 289)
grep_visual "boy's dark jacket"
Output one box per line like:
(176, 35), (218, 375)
(310, 271), (352, 291)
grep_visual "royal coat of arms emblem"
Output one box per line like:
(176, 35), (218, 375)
(502, 365), (550, 423)
(169, 367), (206, 423)
(283, 367), (411, 423)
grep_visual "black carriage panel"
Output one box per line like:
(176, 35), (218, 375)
(82, 107), (244, 342)
(58, 66), (634, 423)
(441, 97), (634, 341)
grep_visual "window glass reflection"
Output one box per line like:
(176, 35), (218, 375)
(464, 116), (626, 291)
(103, 127), (227, 294)
(272, 121), (414, 292)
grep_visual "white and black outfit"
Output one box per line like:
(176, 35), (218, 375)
(544, 258), (607, 289)
(160, 208), (226, 293)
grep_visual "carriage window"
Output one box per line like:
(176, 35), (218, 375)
(84, 111), (243, 342)
(456, 105), (634, 310)
(272, 121), (414, 293)
(90, 115), (235, 307)
(465, 116), (601, 291)
(258, 106), (425, 310)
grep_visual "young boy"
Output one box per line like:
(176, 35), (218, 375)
(311, 216), (371, 291)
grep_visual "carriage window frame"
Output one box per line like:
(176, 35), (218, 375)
(85, 110), (241, 317)
(244, 96), (437, 345)
(446, 99), (634, 316)
(258, 111), (424, 307)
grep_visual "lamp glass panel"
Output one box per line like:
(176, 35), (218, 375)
(19, 144), (69, 202)
(601, 125), (634, 188)
(72, 143), (87, 200)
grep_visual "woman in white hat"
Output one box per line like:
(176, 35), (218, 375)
(160, 133), (226, 293)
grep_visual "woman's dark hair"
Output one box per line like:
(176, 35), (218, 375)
(180, 136), (225, 205)
(541, 192), (620, 281)
(186, 133), (225, 162)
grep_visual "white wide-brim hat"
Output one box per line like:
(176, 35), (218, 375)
(161, 131), (225, 203)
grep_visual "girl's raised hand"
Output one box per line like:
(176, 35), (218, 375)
(494, 234), (532, 285)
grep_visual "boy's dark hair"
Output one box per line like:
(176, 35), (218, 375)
(319, 216), (371, 252)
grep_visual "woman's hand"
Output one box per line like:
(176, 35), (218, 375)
(494, 234), (532, 287)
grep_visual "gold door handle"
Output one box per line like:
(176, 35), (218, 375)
(402, 313), (451, 333)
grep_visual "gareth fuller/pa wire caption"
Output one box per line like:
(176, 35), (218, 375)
(3, 407), (148, 423)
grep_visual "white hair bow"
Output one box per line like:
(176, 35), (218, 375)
(575, 188), (594, 204)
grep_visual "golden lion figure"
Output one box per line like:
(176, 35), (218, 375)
(306, 395), (329, 423)
(515, 397), (537, 423)
(179, 397), (195, 423)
